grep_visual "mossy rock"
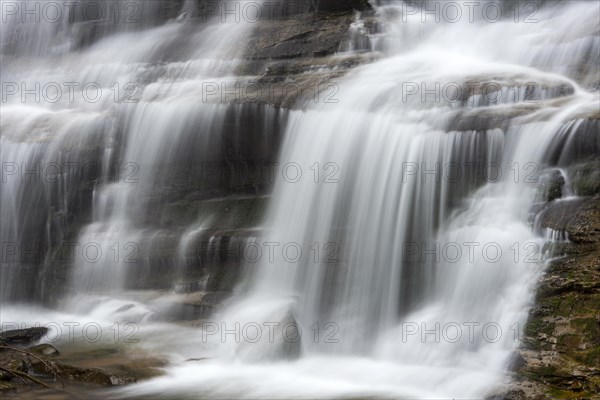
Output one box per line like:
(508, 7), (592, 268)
(570, 159), (600, 197)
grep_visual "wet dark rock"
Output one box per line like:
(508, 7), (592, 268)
(31, 360), (136, 386)
(234, 9), (377, 108)
(260, 0), (371, 18)
(184, 0), (370, 20)
(570, 159), (600, 197)
(548, 119), (600, 166)
(245, 12), (356, 60)
(311, 0), (371, 12)
(153, 291), (233, 321)
(0, 328), (48, 346)
(109, 226), (263, 292)
(536, 197), (600, 243)
(445, 88), (589, 136)
(446, 103), (540, 132)
(234, 54), (375, 108)
(539, 169), (565, 202)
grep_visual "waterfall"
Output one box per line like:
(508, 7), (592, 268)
(173, 1), (596, 398)
(1, 0), (598, 399)
(1, 0), (267, 302)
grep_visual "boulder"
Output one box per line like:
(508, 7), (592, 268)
(0, 327), (48, 346)
(571, 159), (600, 197)
(539, 169), (566, 202)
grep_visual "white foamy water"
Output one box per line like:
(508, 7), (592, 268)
(1, 0), (262, 298)
(124, 2), (597, 399)
(1, 1), (598, 399)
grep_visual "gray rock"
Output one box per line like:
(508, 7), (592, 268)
(0, 327), (48, 346)
(570, 159), (600, 197)
(244, 12), (357, 60)
(539, 169), (565, 202)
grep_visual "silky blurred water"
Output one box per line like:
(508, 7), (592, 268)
(1, 1), (598, 398)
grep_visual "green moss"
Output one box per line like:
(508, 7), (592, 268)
(535, 364), (559, 376)
(546, 387), (594, 399)
(570, 159), (600, 197)
(523, 316), (556, 350)
(556, 294), (578, 317)
(525, 318), (556, 337)
(581, 346), (600, 367)
(557, 334), (580, 351)
(572, 318), (600, 345)
(585, 295), (600, 313)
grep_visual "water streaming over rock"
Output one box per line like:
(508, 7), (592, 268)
(1, 0), (599, 398)
(182, 1), (598, 397)
(1, 0), (275, 302)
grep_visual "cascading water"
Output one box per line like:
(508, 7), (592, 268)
(1, 0), (598, 399)
(117, 1), (597, 398)
(1, 0), (271, 303)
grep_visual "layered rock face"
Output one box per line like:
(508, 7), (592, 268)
(507, 171), (600, 398)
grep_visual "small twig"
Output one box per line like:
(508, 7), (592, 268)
(0, 366), (27, 384)
(0, 345), (65, 388)
(0, 366), (53, 389)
